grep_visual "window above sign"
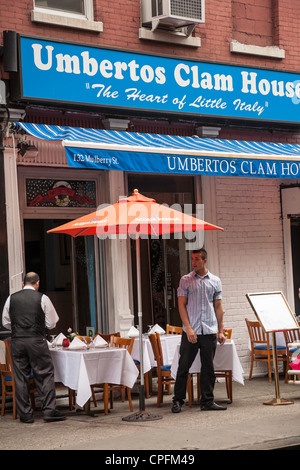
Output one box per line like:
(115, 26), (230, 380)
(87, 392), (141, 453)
(31, 0), (103, 32)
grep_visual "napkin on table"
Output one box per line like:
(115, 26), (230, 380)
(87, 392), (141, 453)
(127, 326), (139, 338)
(93, 335), (108, 348)
(68, 336), (87, 350)
(51, 332), (66, 346)
(148, 324), (165, 335)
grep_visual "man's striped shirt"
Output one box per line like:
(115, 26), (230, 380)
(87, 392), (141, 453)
(177, 270), (222, 335)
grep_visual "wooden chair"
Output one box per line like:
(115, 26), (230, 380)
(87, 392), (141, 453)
(214, 328), (233, 403)
(132, 359), (150, 399)
(95, 332), (120, 343)
(148, 333), (175, 407)
(245, 318), (288, 383)
(217, 328), (232, 339)
(68, 334), (96, 409)
(81, 332), (121, 409)
(186, 328), (234, 405)
(214, 370), (233, 403)
(165, 324), (201, 405)
(166, 324), (183, 335)
(69, 333), (122, 409)
(75, 335), (92, 343)
(185, 372), (200, 406)
(91, 336), (135, 415)
(99, 331), (149, 399)
(0, 339), (36, 419)
(283, 326), (300, 383)
(149, 332), (192, 407)
(165, 324), (182, 394)
(223, 328), (232, 339)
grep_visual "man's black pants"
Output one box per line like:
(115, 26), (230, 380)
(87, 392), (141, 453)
(10, 337), (57, 420)
(173, 332), (217, 407)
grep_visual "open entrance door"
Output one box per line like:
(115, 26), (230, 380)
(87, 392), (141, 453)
(281, 186), (300, 317)
(291, 218), (300, 317)
(24, 219), (98, 336)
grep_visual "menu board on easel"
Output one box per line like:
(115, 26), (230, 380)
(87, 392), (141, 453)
(246, 291), (299, 333)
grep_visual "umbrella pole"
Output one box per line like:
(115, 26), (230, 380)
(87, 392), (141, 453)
(122, 234), (162, 422)
(136, 235), (145, 412)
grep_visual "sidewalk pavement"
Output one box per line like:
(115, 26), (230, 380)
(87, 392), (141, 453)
(1, 376), (300, 451)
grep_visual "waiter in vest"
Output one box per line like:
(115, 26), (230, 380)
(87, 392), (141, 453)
(2, 272), (66, 423)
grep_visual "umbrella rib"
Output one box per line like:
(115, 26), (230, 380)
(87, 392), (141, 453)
(150, 223), (158, 236)
(75, 228), (90, 237)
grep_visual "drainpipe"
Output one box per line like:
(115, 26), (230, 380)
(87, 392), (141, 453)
(0, 107), (9, 326)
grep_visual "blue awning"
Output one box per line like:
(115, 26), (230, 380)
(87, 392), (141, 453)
(15, 122), (300, 179)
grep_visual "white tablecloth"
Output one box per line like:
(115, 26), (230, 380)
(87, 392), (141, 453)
(171, 340), (244, 385)
(50, 347), (139, 407)
(131, 334), (182, 373)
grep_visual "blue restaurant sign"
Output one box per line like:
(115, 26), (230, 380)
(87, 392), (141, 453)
(65, 146), (300, 179)
(16, 123), (300, 179)
(18, 36), (300, 124)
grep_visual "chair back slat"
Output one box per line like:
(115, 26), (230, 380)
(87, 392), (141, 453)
(245, 319), (269, 346)
(109, 336), (134, 355)
(284, 328), (300, 345)
(156, 333), (164, 363)
(225, 328), (232, 339)
(217, 328), (232, 338)
(148, 333), (163, 368)
(166, 324), (182, 335)
(245, 318), (288, 383)
(4, 339), (13, 372)
(75, 335), (92, 343)
(98, 332), (120, 343)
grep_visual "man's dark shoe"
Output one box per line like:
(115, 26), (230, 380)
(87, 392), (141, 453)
(20, 415), (34, 423)
(200, 402), (227, 411)
(43, 410), (66, 422)
(171, 400), (183, 413)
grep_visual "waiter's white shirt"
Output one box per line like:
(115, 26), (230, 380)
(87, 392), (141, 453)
(2, 285), (59, 331)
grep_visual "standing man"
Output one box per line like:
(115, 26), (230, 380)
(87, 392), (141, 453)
(172, 248), (227, 413)
(2, 272), (66, 423)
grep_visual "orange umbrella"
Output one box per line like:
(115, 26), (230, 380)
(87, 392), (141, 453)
(47, 189), (223, 421)
(47, 189), (223, 237)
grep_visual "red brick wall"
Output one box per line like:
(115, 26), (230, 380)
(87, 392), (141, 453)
(0, 0), (299, 72)
(232, 0), (274, 47)
(1, 0), (300, 143)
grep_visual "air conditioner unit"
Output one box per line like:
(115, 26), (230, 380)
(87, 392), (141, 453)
(141, 0), (205, 31)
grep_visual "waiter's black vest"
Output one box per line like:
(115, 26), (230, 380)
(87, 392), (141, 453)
(9, 289), (45, 337)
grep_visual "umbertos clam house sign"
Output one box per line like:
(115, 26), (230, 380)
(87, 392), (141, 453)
(16, 35), (300, 124)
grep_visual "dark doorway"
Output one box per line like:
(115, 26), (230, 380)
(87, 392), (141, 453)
(24, 219), (98, 337)
(291, 218), (300, 317)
